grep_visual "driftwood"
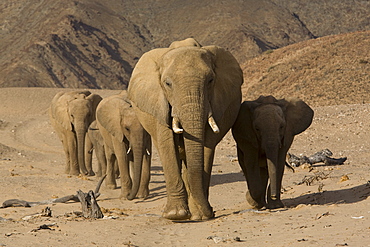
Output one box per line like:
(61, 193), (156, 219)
(287, 149), (347, 167)
(76, 190), (104, 218)
(1, 175), (106, 208)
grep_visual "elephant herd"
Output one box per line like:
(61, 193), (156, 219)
(49, 38), (314, 221)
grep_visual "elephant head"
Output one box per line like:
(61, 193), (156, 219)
(232, 95), (314, 209)
(128, 38), (243, 220)
(50, 91), (102, 175)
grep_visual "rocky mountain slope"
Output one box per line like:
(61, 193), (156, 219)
(242, 30), (370, 106)
(0, 0), (369, 91)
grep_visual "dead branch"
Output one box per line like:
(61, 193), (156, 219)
(296, 171), (332, 186)
(76, 190), (104, 219)
(1, 175), (106, 208)
(287, 149), (347, 167)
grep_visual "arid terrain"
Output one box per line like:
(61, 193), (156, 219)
(1, 0), (370, 246)
(0, 85), (370, 247)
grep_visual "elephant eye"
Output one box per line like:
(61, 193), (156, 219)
(165, 79), (172, 88)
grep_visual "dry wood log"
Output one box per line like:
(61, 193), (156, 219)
(1, 175), (106, 208)
(76, 190), (104, 219)
(287, 149), (347, 167)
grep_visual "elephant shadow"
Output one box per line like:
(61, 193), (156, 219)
(283, 182), (370, 207)
(210, 164), (246, 187)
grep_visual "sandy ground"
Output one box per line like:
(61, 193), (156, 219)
(0, 87), (369, 247)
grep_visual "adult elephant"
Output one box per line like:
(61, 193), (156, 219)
(128, 38), (243, 220)
(49, 90), (102, 176)
(96, 91), (152, 200)
(232, 95), (314, 209)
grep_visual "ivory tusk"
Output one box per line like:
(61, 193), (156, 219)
(208, 116), (220, 133)
(146, 149), (151, 156)
(126, 147), (132, 154)
(172, 117), (183, 134)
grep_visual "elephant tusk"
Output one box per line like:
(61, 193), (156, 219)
(146, 149), (151, 156)
(172, 117), (183, 134)
(208, 116), (220, 133)
(127, 147), (132, 155)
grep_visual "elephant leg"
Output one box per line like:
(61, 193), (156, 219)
(156, 126), (190, 220)
(137, 151), (151, 199)
(266, 156), (285, 209)
(95, 145), (107, 177)
(67, 131), (80, 176)
(113, 140), (132, 199)
(185, 146), (215, 220)
(240, 147), (265, 209)
(84, 134), (95, 176)
(105, 146), (117, 189)
(259, 165), (269, 205)
(60, 134), (71, 174)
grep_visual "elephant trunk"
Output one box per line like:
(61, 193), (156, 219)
(178, 95), (212, 217)
(75, 122), (88, 175)
(127, 136), (145, 200)
(265, 142), (280, 201)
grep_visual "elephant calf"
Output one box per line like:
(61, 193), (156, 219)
(232, 95), (314, 209)
(49, 90), (102, 176)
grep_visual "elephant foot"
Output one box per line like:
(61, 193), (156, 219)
(87, 170), (95, 176)
(187, 196), (214, 221)
(189, 206), (214, 221)
(267, 199), (284, 209)
(162, 199), (191, 220)
(119, 192), (130, 200)
(137, 188), (149, 199)
(105, 181), (117, 190)
(246, 191), (265, 209)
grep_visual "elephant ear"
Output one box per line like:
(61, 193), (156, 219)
(283, 98), (314, 146)
(86, 93), (103, 123)
(202, 45), (243, 122)
(96, 95), (125, 142)
(232, 101), (259, 149)
(128, 48), (171, 127)
(169, 38), (202, 49)
(50, 92), (73, 131)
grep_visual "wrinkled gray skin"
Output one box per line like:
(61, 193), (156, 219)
(232, 95), (314, 209)
(96, 91), (152, 200)
(49, 91), (102, 176)
(128, 38), (243, 220)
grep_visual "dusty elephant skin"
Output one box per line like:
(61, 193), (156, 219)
(49, 90), (102, 176)
(86, 120), (107, 178)
(128, 38), (243, 220)
(96, 90), (152, 200)
(232, 95), (314, 209)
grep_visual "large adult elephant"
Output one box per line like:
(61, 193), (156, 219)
(232, 95), (314, 209)
(96, 91), (152, 200)
(128, 38), (243, 220)
(49, 90), (102, 176)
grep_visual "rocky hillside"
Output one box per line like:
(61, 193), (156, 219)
(0, 0), (369, 90)
(242, 31), (370, 107)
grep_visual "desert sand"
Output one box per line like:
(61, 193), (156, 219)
(0, 87), (369, 246)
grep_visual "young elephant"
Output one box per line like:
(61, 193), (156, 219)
(232, 95), (314, 209)
(96, 91), (152, 200)
(85, 120), (107, 177)
(49, 91), (102, 176)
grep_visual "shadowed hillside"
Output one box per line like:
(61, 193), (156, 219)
(0, 0), (369, 91)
